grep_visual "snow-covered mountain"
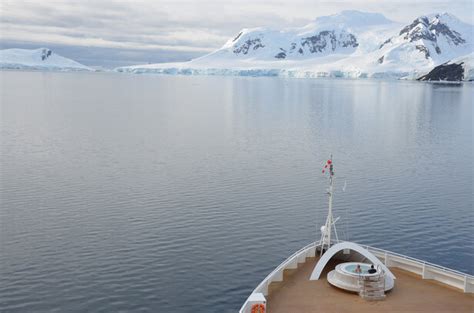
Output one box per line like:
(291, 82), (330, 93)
(373, 13), (472, 73)
(0, 48), (92, 71)
(213, 10), (397, 61)
(116, 11), (473, 80)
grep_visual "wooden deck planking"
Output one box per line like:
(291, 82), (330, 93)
(266, 257), (474, 313)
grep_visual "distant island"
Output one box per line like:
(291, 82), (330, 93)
(0, 48), (92, 72)
(1, 11), (472, 81)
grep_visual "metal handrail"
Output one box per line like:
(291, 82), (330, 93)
(253, 242), (317, 293)
(363, 244), (474, 279)
(239, 242), (319, 313)
(240, 240), (472, 312)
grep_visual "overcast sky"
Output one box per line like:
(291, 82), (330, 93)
(1, 0), (472, 67)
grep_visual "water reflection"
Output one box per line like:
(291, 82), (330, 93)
(0, 72), (472, 313)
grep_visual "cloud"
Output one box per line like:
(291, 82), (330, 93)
(0, 0), (472, 67)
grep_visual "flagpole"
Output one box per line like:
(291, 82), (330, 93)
(320, 155), (337, 256)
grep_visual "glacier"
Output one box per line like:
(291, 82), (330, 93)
(116, 11), (473, 81)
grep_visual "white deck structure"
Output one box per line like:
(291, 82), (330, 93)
(309, 241), (394, 281)
(239, 158), (473, 313)
(239, 241), (474, 313)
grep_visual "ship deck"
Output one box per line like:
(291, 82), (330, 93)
(266, 256), (474, 313)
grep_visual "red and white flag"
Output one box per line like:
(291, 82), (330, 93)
(322, 159), (334, 176)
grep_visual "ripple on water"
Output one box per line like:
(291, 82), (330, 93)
(0, 72), (472, 312)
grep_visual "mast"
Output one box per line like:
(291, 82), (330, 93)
(319, 156), (339, 256)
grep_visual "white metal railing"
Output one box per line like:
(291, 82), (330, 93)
(363, 244), (474, 279)
(239, 240), (473, 312)
(253, 242), (317, 293)
(239, 242), (319, 313)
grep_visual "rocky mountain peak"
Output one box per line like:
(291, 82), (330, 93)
(378, 13), (470, 63)
(398, 15), (465, 46)
(299, 30), (358, 54)
(230, 29), (359, 60)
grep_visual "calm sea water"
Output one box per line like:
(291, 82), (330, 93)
(0, 71), (472, 313)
